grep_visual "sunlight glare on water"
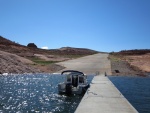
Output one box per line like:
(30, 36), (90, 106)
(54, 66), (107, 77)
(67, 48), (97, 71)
(0, 74), (93, 113)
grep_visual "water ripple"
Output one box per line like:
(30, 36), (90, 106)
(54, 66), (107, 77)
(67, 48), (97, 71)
(0, 74), (93, 113)
(109, 76), (150, 113)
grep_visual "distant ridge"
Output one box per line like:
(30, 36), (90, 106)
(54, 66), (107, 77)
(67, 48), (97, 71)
(0, 36), (30, 55)
(60, 47), (95, 50)
(0, 36), (20, 45)
(0, 36), (98, 57)
(112, 49), (150, 55)
(59, 47), (98, 55)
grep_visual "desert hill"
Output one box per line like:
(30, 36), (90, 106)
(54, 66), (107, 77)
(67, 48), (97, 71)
(114, 49), (150, 55)
(0, 36), (98, 74)
(0, 36), (98, 56)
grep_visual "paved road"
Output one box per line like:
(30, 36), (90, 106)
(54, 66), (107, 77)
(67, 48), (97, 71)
(56, 53), (112, 75)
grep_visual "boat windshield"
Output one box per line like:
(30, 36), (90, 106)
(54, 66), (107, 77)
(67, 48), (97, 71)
(66, 75), (72, 82)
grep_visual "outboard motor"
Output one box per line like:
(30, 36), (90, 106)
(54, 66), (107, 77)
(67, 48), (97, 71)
(65, 83), (72, 95)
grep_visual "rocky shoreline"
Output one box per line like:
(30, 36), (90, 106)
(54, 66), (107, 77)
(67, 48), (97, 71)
(110, 55), (148, 77)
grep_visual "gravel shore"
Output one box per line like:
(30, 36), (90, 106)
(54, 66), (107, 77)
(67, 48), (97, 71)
(110, 56), (147, 77)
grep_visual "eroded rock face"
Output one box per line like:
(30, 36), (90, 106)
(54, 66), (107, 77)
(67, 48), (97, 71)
(27, 43), (37, 48)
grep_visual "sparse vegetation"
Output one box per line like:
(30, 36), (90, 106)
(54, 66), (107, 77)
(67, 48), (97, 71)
(29, 57), (58, 65)
(62, 54), (88, 59)
(108, 54), (121, 62)
(33, 60), (58, 65)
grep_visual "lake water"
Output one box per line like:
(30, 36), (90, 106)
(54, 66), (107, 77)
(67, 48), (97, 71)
(0, 74), (93, 113)
(1, 74), (150, 113)
(109, 76), (150, 113)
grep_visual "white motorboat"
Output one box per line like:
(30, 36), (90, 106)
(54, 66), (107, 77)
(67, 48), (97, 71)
(58, 70), (90, 95)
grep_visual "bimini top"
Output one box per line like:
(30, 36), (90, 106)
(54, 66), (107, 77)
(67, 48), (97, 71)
(61, 70), (85, 76)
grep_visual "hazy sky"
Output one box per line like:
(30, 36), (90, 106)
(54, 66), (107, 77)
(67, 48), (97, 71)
(0, 0), (150, 52)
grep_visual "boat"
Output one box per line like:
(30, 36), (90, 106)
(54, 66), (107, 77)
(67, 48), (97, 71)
(58, 70), (90, 95)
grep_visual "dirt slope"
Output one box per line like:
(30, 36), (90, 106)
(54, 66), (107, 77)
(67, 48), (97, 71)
(110, 50), (150, 76)
(0, 51), (41, 74)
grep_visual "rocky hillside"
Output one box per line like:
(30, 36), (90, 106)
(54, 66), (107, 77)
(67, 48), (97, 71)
(0, 36), (98, 74)
(0, 50), (41, 74)
(0, 36), (98, 57)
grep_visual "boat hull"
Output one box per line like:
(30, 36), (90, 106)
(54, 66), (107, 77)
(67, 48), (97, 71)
(58, 83), (89, 95)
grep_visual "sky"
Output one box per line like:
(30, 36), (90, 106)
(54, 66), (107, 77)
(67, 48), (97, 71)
(0, 0), (150, 52)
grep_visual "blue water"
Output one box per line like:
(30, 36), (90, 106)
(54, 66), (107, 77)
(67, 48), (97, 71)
(0, 74), (94, 113)
(1, 74), (150, 113)
(109, 76), (150, 113)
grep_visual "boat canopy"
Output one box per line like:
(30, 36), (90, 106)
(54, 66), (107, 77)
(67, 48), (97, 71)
(61, 70), (84, 76)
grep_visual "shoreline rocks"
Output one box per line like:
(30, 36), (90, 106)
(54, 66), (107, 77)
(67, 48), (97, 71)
(110, 57), (147, 77)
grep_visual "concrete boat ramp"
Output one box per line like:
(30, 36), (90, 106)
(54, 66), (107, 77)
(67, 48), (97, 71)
(57, 53), (138, 113)
(75, 75), (138, 113)
(56, 53), (111, 75)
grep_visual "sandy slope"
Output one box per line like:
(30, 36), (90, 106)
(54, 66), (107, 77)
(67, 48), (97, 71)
(125, 53), (150, 72)
(110, 53), (150, 76)
(0, 50), (65, 74)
